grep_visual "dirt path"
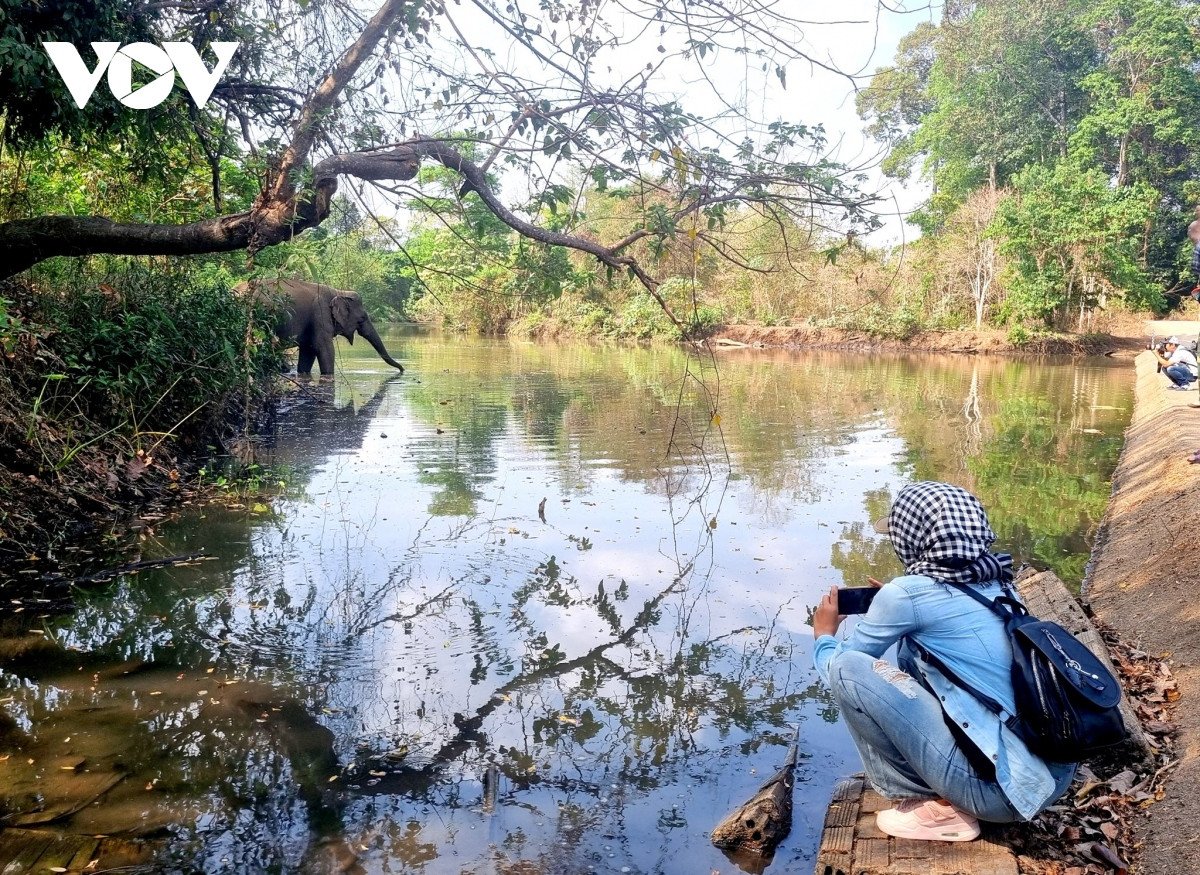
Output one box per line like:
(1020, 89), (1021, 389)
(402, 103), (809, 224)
(1086, 349), (1200, 874)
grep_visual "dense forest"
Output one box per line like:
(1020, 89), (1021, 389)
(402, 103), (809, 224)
(859, 0), (1200, 334)
(5, 1), (1197, 343)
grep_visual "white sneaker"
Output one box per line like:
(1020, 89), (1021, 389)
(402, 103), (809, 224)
(876, 798), (981, 842)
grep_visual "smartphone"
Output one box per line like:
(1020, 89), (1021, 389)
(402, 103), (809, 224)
(837, 587), (879, 615)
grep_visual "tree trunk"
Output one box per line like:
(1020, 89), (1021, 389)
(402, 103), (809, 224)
(0, 213), (256, 276)
(973, 239), (994, 330)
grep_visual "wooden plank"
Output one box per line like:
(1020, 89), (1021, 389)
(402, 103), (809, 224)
(34, 832), (100, 871)
(821, 826), (854, 855)
(0, 829), (143, 875)
(8, 770), (124, 827)
(65, 837), (103, 872)
(860, 790), (891, 813)
(854, 837), (890, 871)
(832, 776), (863, 802)
(814, 776), (1019, 875)
(929, 837), (1018, 875)
(823, 800), (859, 829)
(890, 837), (931, 860)
(814, 859), (849, 875)
(0, 831), (31, 867)
(855, 812), (888, 840)
(0, 829), (54, 873)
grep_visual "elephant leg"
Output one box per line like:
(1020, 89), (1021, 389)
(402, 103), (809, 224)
(317, 343), (335, 376)
(297, 346), (316, 375)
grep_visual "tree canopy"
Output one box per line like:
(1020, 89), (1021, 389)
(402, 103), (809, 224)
(0, 0), (882, 329)
(858, 0), (1200, 327)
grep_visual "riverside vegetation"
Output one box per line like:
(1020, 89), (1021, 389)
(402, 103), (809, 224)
(0, 263), (283, 568)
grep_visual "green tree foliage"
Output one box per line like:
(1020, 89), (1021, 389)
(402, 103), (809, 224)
(393, 154), (595, 332)
(0, 0), (154, 145)
(860, 0), (1200, 328)
(861, 0), (1094, 229)
(994, 164), (1160, 326)
(28, 261), (282, 437)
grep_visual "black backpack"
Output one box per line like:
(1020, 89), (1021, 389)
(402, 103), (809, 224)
(915, 580), (1128, 763)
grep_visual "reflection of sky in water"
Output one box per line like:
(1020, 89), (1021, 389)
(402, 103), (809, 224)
(1, 332), (1132, 874)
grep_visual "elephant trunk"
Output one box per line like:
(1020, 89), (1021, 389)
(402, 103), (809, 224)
(358, 318), (405, 372)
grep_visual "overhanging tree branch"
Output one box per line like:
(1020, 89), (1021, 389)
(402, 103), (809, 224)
(0, 0), (883, 331)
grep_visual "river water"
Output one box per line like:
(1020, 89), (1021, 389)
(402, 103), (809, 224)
(0, 331), (1132, 874)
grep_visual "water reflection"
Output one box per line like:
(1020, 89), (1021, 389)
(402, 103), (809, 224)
(0, 333), (1130, 873)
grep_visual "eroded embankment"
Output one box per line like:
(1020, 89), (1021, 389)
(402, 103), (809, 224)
(1086, 352), (1200, 875)
(709, 324), (1142, 356)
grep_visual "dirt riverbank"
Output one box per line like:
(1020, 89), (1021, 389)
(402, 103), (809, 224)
(709, 324), (1148, 356)
(1086, 351), (1200, 874)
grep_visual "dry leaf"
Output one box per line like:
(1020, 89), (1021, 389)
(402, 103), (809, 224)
(1106, 770), (1137, 795)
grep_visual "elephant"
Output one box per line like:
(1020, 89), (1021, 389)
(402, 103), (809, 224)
(243, 278), (404, 376)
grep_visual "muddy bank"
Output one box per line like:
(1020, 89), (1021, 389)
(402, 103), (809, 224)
(1085, 352), (1200, 875)
(710, 324), (1143, 356)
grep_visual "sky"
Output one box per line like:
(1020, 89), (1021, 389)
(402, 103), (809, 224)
(760, 1), (939, 242)
(342, 0), (941, 246)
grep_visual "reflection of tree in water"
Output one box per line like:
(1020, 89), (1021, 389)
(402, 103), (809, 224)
(0, 340), (1132, 872)
(962, 396), (1119, 583)
(883, 365), (1125, 585)
(5, 513), (829, 872)
(406, 381), (507, 517)
(830, 487), (905, 585)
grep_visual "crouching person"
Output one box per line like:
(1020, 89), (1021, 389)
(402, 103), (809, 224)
(812, 481), (1076, 841)
(1152, 337), (1198, 389)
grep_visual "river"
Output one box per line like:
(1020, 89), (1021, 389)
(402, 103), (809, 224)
(0, 330), (1132, 874)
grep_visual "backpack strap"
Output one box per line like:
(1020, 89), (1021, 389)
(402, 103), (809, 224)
(911, 639), (1025, 736)
(910, 578), (1029, 736)
(910, 639), (1006, 715)
(937, 578), (1028, 621)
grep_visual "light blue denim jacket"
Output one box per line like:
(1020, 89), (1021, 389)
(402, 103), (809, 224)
(813, 574), (1076, 820)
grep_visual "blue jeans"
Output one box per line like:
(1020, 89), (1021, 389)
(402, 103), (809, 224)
(827, 650), (1071, 823)
(1165, 364), (1195, 387)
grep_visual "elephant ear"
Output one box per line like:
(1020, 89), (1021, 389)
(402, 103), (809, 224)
(330, 294), (357, 341)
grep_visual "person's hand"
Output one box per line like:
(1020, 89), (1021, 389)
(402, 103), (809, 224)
(866, 577), (884, 588)
(812, 585), (844, 638)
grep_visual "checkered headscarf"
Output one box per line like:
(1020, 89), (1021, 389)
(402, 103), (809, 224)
(886, 481), (1013, 585)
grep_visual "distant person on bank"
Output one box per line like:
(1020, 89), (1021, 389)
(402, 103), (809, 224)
(811, 482), (1076, 842)
(1152, 337), (1198, 389)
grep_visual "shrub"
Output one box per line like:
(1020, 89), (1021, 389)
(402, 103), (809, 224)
(615, 291), (677, 340)
(1006, 324), (1032, 347)
(24, 260), (283, 445)
(821, 302), (923, 340)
